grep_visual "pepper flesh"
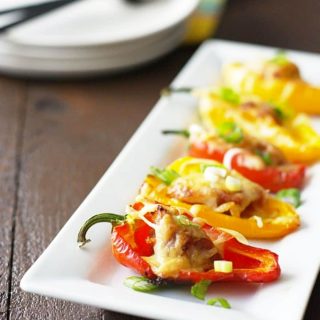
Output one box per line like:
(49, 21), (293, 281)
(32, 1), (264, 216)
(78, 204), (281, 283)
(222, 61), (320, 115)
(189, 139), (306, 192)
(177, 227), (280, 283)
(140, 157), (300, 239)
(197, 91), (320, 164)
(230, 155), (305, 192)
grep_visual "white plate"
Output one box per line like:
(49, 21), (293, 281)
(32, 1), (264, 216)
(6, 0), (199, 47)
(21, 40), (320, 320)
(0, 22), (186, 77)
(0, 23), (185, 59)
(0, 0), (199, 77)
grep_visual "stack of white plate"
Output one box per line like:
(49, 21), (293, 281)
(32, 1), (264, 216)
(0, 0), (199, 77)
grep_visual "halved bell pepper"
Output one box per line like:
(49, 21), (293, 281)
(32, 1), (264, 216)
(78, 202), (280, 283)
(196, 89), (320, 164)
(222, 56), (320, 115)
(163, 125), (306, 192)
(140, 156), (300, 239)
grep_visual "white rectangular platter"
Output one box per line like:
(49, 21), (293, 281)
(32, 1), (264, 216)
(21, 40), (320, 320)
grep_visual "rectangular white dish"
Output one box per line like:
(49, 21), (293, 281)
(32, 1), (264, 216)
(21, 40), (320, 320)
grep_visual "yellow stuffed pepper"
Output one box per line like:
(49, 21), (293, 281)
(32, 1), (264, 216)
(222, 53), (320, 114)
(196, 87), (320, 164)
(137, 156), (300, 239)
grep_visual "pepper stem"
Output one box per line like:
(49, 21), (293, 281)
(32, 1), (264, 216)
(77, 213), (125, 248)
(161, 87), (193, 96)
(162, 129), (190, 138)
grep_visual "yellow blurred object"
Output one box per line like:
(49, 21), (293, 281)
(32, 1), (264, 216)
(222, 59), (320, 115)
(138, 157), (300, 239)
(184, 0), (227, 44)
(197, 89), (320, 164)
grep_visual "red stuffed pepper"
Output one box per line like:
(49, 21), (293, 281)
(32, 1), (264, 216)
(78, 202), (280, 284)
(163, 124), (305, 192)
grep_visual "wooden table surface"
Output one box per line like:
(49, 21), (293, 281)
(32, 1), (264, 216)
(1, 0), (319, 319)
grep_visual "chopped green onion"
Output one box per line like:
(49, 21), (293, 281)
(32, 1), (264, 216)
(214, 260), (233, 273)
(225, 176), (242, 192)
(276, 188), (301, 208)
(255, 149), (273, 166)
(124, 276), (158, 292)
(191, 280), (212, 300)
(150, 167), (180, 185)
(268, 101), (293, 122)
(272, 103), (289, 122)
(162, 129), (190, 138)
(207, 297), (231, 309)
(218, 87), (240, 105)
(200, 163), (226, 173)
(203, 167), (227, 182)
(269, 51), (289, 66)
(273, 106), (286, 121)
(175, 215), (199, 228)
(216, 122), (244, 143)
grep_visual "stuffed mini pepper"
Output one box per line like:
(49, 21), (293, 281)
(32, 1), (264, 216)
(222, 53), (320, 114)
(139, 157), (300, 239)
(78, 202), (280, 284)
(195, 87), (320, 164)
(163, 124), (306, 192)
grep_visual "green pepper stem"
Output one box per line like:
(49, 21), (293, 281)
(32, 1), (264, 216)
(77, 213), (125, 247)
(162, 129), (190, 138)
(161, 87), (193, 96)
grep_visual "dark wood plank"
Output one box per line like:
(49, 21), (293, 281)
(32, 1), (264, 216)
(8, 83), (109, 320)
(0, 77), (26, 320)
(216, 0), (320, 53)
(8, 47), (195, 320)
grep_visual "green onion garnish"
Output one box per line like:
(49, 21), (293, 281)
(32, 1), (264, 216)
(269, 51), (289, 66)
(255, 149), (273, 166)
(213, 260), (233, 273)
(276, 188), (301, 208)
(200, 163), (226, 173)
(216, 122), (244, 143)
(191, 280), (212, 300)
(175, 215), (199, 228)
(207, 297), (231, 309)
(162, 129), (190, 138)
(273, 106), (286, 121)
(218, 87), (240, 105)
(267, 100), (293, 122)
(150, 167), (180, 185)
(124, 276), (158, 292)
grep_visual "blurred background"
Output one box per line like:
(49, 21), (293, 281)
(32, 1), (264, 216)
(0, 0), (318, 78)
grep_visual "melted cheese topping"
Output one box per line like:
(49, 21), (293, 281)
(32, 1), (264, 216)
(144, 211), (218, 278)
(168, 168), (264, 218)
